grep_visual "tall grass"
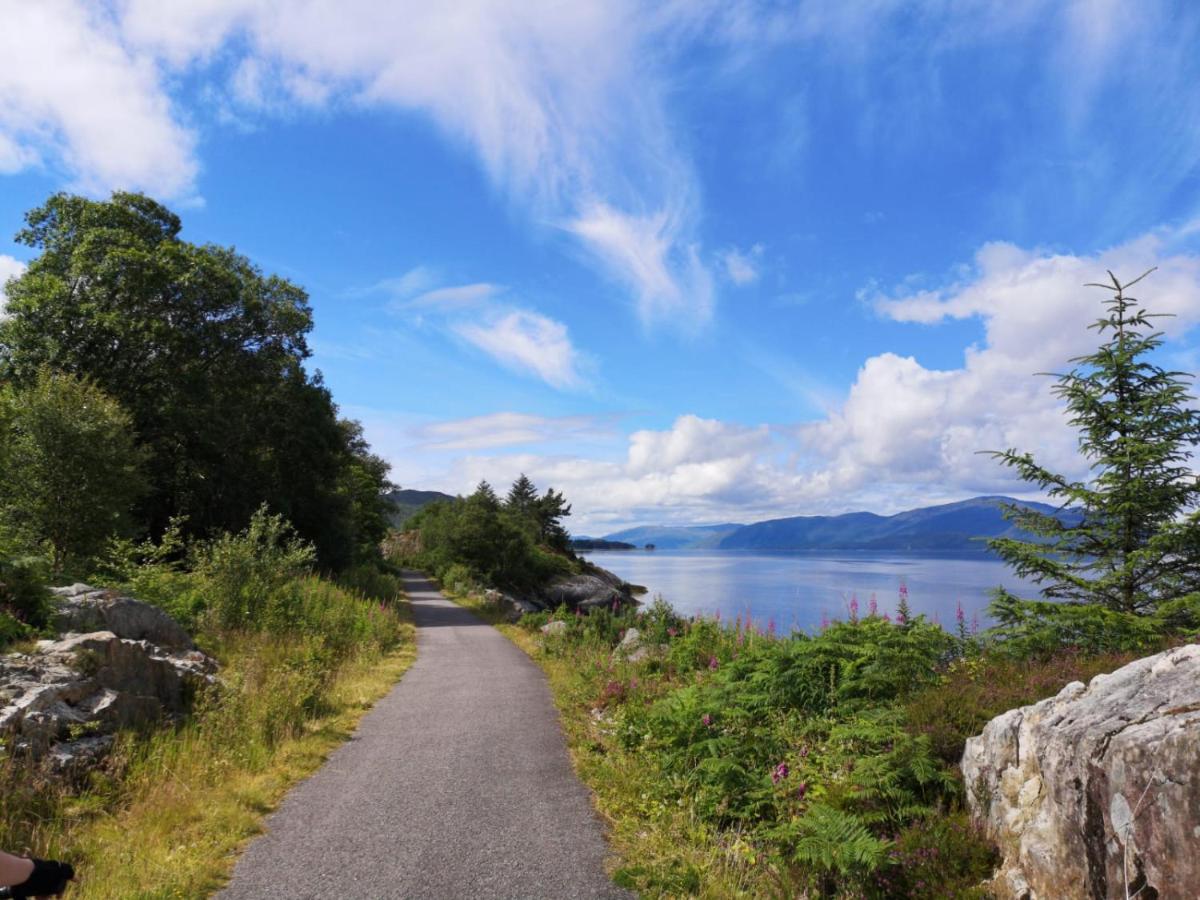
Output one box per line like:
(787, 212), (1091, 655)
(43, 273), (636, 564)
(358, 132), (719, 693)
(0, 512), (415, 897)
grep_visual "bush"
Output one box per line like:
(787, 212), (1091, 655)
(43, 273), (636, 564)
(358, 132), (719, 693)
(195, 506), (316, 630)
(0, 554), (51, 632)
(903, 647), (1143, 765)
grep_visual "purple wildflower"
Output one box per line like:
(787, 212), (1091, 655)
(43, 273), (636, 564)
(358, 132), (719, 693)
(708, 655), (719, 670)
(849, 594), (859, 623)
(796, 782), (808, 800)
(772, 762), (789, 784)
(701, 713), (713, 727)
(868, 593), (878, 617)
(820, 611), (830, 631)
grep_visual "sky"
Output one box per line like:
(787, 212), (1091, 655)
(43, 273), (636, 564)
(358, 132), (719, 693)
(1, 0), (1200, 534)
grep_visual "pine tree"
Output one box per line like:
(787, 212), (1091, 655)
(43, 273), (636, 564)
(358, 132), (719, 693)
(505, 474), (539, 515)
(536, 487), (572, 550)
(988, 269), (1200, 616)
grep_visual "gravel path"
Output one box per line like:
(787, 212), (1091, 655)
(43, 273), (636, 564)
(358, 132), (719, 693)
(219, 571), (629, 899)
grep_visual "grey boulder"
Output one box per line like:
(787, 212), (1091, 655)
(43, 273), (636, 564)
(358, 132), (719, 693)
(962, 643), (1200, 899)
(51, 583), (195, 651)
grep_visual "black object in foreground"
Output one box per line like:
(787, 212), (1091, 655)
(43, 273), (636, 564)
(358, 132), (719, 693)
(2, 859), (75, 898)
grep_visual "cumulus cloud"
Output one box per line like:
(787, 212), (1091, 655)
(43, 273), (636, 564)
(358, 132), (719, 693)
(806, 231), (1200, 501)
(454, 309), (587, 390)
(0, 254), (27, 316)
(0, 0), (196, 196)
(380, 231), (1200, 531)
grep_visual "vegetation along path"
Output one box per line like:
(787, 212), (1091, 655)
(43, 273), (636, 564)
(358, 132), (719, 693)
(220, 571), (628, 899)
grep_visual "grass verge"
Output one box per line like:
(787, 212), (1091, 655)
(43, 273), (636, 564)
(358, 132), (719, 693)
(1, 582), (415, 899)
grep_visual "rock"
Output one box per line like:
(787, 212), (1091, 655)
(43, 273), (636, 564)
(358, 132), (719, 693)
(540, 572), (634, 611)
(962, 643), (1200, 899)
(540, 620), (568, 637)
(51, 583), (194, 651)
(0, 630), (217, 766)
(614, 627), (642, 656)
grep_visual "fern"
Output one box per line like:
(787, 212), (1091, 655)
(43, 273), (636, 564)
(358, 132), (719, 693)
(789, 803), (890, 876)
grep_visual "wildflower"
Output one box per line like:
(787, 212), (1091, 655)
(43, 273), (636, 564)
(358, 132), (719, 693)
(767, 618), (777, 636)
(772, 762), (789, 784)
(868, 593), (878, 617)
(667, 626), (677, 637)
(708, 655), (719, 670)
(849, 594), (859, 622)
(882, 612), (892, 623)
(701, 713), (713, 727)
(796, 781), (808, 799)
(820, 611), (830, 631)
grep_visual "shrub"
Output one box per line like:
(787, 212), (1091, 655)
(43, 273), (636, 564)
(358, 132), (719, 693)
(0, 554), (51, 632)
(903, 647), (1144, 765)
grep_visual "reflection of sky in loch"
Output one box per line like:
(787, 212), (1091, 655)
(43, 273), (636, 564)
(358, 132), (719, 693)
(582, 550), (1041, 633)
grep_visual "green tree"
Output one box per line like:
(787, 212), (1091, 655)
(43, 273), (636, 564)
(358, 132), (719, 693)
(535, 487), (572, 550)
(505, 474), (539, 515)
(0, 192), (390, 568)
(1, 369), (147, 572)
(988, 270), (1200, 617)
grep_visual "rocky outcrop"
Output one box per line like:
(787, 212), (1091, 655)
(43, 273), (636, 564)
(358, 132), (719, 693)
(51, 583), (194, 650)
(483, 588), (544, 623)
(962, 644), (1200, 899)
(1, 586), (217, 774)
(540, 569), (636, 612)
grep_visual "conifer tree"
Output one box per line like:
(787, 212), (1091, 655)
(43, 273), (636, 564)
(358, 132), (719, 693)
(505, 474), (539, 515)
(988, 270), (1200, 616)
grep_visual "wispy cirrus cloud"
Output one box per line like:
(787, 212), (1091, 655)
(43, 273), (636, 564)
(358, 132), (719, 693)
(454, 309), (588, 391)
(408, 283), (501, 310)
(413, 412), (610, 451)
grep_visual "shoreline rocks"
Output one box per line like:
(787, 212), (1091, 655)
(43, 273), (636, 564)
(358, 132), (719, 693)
(962, 643), (1200, 899)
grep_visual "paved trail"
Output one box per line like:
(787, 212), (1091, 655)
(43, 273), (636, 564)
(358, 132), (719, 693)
(220, 572), (628, 899)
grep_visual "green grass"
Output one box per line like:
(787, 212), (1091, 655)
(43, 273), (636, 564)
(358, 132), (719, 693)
(1, 576), (415, 899)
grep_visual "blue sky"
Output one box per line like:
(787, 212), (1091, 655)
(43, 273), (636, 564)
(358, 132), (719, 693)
(2, 1), (1200, 532)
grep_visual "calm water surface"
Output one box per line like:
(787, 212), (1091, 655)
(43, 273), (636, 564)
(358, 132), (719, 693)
(581, 549), (1040, 632)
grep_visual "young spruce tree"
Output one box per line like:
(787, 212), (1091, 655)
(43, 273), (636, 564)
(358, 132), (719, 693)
(988, 270), (1200, 620)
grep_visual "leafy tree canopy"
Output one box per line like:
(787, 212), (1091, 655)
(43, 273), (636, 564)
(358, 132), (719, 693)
(0, 369), (146, 572)
(0, 192), (390, 568)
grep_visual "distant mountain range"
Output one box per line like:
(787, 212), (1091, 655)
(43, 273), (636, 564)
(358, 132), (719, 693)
(598, 496), (1074, 553)
(384, 488), (456, 526)
(602, 523), (744, 549)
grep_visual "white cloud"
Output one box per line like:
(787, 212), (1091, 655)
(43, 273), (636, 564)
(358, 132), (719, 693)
(373, 231), (1200, 531)
(112, 0), (715, 324)
(810, 231), (1200, 500)
(0, 0), (196, 196)
(413, 412), (608, 451)
(720, 244), (763, 286)
(408, 283), (500, 310)
(0, 254), (27, 316)
(454, 309), (587, 390)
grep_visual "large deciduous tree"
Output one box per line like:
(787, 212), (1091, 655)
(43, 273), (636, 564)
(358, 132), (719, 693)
(988, 270), (1200, 621)
(0, 192), (390, 568)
